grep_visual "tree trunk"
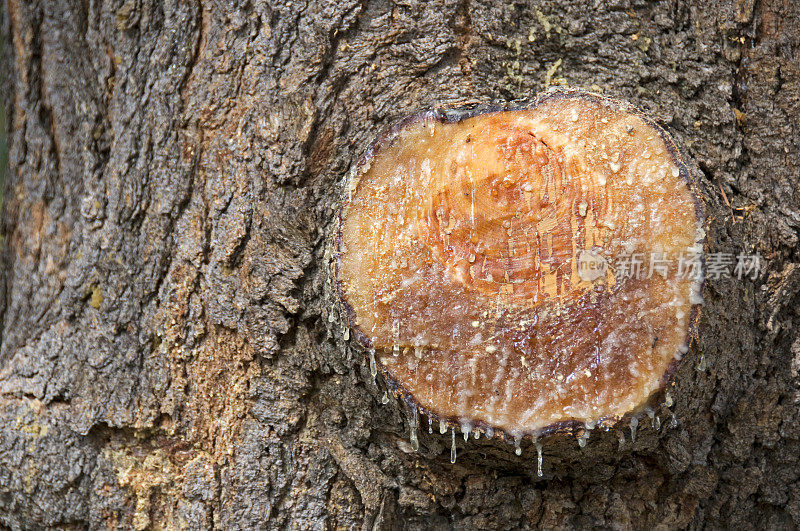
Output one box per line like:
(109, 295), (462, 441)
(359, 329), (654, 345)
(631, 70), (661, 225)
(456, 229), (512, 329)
(1, 0), (799, 528)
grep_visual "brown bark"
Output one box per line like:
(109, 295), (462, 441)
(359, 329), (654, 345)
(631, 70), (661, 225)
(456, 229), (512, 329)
(0, 0), (798, 529)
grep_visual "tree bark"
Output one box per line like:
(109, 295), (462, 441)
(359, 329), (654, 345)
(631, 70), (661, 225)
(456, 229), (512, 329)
(1, 0), (799, 528)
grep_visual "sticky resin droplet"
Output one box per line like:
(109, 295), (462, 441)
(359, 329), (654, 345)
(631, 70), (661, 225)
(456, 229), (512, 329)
(381, 391), (389, 404)
(342, 327), (350, 341)
(654, 415), (661, 431)
(335, 89), (705, 440)
(451, 428), (457, 464)
(410, 408), (419, 452)
(428, 417), (433, 434)
(577, 429), (590, 448)
(461, 422), (471, 442)
(439, 420), (448, 435)
(514, 434), (522, 456)
(664, 390), (674, 408)
(630, 416), (639, 443)
(369, 350), (377, 379)
(535, 440), (543, 477)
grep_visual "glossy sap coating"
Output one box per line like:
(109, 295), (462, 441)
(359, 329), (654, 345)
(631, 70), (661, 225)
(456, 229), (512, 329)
(337, 94), (702, 435)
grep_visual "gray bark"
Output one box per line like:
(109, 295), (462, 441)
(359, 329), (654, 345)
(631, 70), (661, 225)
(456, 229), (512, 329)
(0, 0), (798, 528)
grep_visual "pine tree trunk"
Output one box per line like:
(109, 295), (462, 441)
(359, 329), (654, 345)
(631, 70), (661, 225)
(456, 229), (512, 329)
(1, 0), (799, 528)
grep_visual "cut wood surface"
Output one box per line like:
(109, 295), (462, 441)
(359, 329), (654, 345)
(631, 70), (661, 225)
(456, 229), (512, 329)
(335, 91), (704, 440)
(0, 0), (799, 528)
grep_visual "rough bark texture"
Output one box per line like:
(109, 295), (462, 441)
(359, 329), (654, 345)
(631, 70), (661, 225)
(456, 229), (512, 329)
(0, 0), (798, 529)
